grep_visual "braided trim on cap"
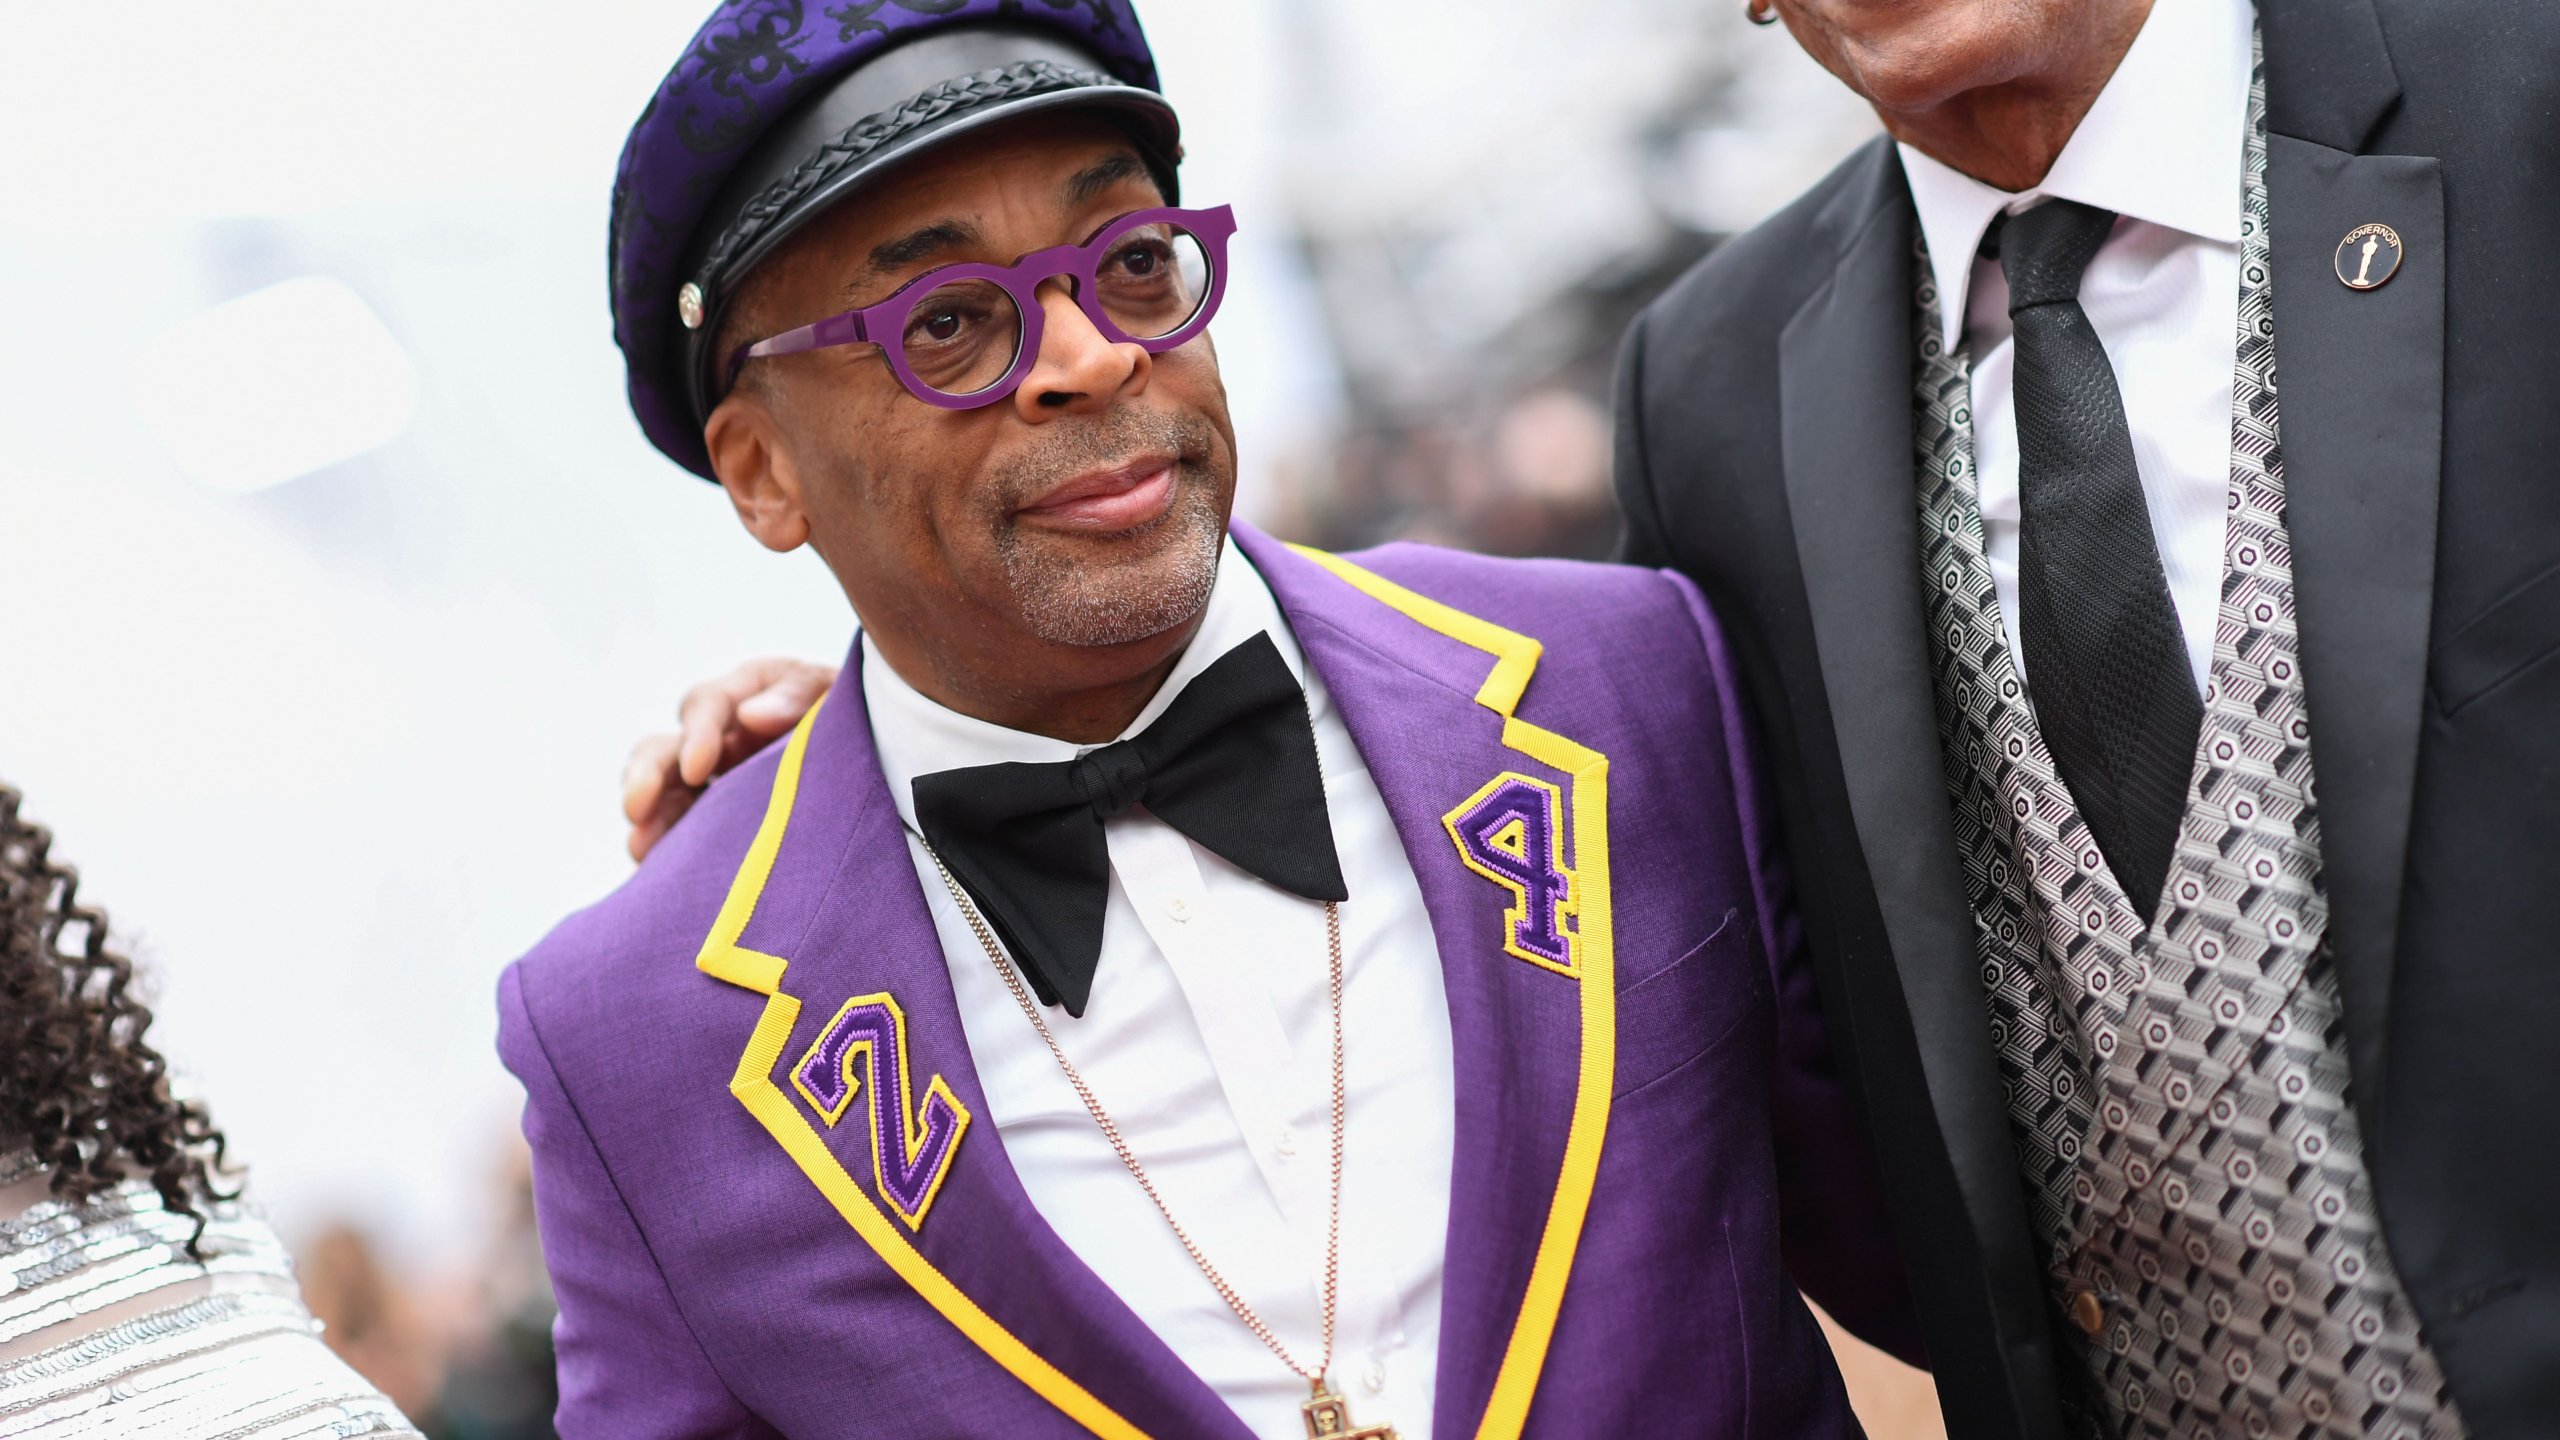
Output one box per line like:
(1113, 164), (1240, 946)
(694, 59), (1124, 298)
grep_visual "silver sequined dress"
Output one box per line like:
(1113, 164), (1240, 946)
(0, 1150), (420, 1438)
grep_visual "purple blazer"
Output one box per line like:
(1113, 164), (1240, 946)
(499, 526), (1919, 1438)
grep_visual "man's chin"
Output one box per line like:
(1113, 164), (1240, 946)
(999, 485), (1228, 649)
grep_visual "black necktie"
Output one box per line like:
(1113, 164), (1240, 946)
(910, 632), (1347, 1017)
(2001, 199), (2203, 921)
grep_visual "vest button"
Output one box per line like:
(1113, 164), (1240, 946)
(2070, 1290), (2106, 1336)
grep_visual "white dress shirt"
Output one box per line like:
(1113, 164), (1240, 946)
(1898, 0), (2253, 692)
(861, 542), (1454, 1440)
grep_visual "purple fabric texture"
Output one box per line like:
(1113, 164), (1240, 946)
(610, 0), (1163, 476)
(497, 525), (1913, 1437)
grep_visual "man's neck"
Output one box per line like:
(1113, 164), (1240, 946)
(870, 622), (1197, 746)
(1872, 0), (2154, 193)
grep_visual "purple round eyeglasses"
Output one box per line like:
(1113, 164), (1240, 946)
(726, 204), (1237, 410)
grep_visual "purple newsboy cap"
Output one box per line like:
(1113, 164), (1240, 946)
(609, 0), (1179, 479)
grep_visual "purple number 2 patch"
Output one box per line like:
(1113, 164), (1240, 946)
(791, 993), (973, 1230)
(1443, 772), (1580, 975)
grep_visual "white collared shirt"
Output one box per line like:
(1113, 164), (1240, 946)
(861, 542), (1453, 1439)
(1898, 0), (2254, 691)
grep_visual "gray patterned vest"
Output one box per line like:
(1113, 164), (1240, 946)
(1908, 38), (2462, 1440)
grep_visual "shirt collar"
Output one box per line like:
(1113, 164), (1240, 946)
(1897, 0), (2253, 351)
(862, 537), (1309, 837)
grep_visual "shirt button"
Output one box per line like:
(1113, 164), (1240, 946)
(1274, 1126), (1297, 1158)
(1362, 1358), (1388, 1393)
(1164, 895), (1192, 923)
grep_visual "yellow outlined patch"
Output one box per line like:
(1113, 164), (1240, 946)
(1443, 771), (1582, 977)
(789, 991), (974, 1231)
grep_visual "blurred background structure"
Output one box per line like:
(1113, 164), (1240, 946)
(0, 0), (1924, 1432)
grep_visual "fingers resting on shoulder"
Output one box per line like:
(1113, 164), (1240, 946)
(624, 657), (838, 862)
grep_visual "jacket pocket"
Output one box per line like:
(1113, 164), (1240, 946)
(2433, 559), (2560, 715)
(1612, 907), (1759, 1099)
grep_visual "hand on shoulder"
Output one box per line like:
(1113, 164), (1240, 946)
(625, 657), (837, 861)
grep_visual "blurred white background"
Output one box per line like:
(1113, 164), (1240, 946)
(0, 0), (1889, 1417)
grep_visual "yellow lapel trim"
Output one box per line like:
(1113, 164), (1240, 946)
(694, 690), (1150, 1440)
(1286, 543), (1616, 1440)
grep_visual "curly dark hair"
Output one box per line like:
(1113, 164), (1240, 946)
(1, 783), (232, 1253)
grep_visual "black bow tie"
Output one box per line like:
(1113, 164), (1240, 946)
(911, 633), (1348, 1017)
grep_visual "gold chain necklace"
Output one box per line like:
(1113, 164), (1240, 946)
(926, 850), (1398, 1439)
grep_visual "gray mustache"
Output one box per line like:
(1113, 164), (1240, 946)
(991, 409), (1214, 511)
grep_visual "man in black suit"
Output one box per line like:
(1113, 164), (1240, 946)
(1617, 0), (2558, 1435)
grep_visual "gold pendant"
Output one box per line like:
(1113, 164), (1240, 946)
(1302, 1382), (1400, 1439)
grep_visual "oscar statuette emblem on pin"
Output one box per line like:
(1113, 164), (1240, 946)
(2334, 223), (2404, 291)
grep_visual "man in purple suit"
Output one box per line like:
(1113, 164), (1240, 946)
(503, 4), (1918, 1435)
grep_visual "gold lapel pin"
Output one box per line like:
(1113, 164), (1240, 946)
(2335, 223), (2404, 291)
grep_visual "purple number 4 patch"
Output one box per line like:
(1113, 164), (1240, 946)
(791, 993), (973, 1229)
(1443, 772), (1579, 974)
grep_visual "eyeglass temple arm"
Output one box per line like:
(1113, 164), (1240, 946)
(726, 311), (872, 387)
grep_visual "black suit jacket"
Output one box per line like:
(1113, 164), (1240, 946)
(1613, 1), (2560, 1434)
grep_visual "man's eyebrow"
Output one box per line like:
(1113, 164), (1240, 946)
(1064, 152), (1150, 207)
(861, 219), (984, 281)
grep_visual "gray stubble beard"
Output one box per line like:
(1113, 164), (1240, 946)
(993, 415), (1229, 649)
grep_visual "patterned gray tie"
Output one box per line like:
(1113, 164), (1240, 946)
(2001, 199), (2202, 921)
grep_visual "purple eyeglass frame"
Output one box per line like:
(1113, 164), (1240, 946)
(726, 204), (1238, 410)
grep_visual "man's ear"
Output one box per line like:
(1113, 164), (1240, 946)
(704, 389), (812, 553)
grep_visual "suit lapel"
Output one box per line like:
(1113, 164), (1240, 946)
(696, 653), (1252, 1440)
(1241, 525), (1615, 1440)
(2260, 0), (2438, 1121)
(1775, 153), (2048, 1308)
